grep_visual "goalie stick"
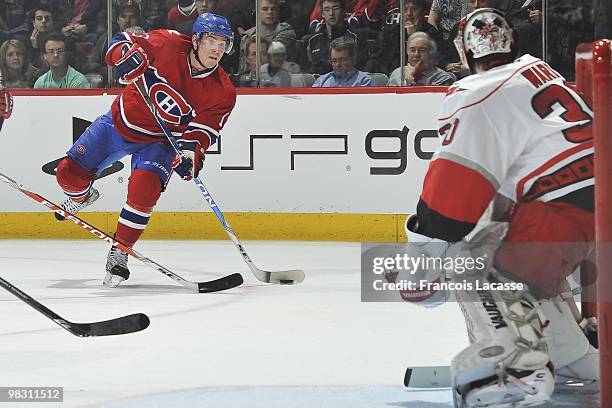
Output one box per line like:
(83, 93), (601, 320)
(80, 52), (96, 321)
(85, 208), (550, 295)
(0, 171), (243, 293)
(0, 276), (149, 337)
(134, 80), (305, 285)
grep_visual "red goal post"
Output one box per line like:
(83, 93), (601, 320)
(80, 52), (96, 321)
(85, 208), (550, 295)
(576, 39), (612, 407)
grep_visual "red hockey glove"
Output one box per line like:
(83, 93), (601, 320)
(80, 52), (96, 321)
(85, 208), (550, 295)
(172, 140), (204, 181)
(0, 86), (13, 120)
(113, 43), (149, 85)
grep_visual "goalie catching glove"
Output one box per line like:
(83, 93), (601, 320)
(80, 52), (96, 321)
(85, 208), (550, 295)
(172, 139), (204, 181)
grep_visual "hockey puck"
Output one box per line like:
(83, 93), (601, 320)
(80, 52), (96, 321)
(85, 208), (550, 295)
(279, 279), (294, 285)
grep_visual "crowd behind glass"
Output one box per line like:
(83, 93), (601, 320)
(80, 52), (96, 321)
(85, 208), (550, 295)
(0, 0), (608, 89)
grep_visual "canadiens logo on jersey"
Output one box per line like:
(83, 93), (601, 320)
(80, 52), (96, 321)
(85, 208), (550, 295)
(147, 78), (194, 125)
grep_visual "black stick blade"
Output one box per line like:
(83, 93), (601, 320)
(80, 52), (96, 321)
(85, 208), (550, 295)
(198, 273), (243, 293)
(67, 313), (150, 337)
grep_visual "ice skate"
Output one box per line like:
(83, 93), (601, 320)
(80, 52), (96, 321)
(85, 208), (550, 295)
(104, 246), (130, 288)
(55, 188), (100, 221)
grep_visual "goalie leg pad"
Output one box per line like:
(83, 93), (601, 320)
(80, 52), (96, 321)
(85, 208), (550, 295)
(451, 276), (553, 407)
(540, 293), (599, 383)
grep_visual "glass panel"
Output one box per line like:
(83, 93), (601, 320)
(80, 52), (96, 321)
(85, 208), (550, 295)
(2, 1), (597, 90)
(545, 0), (595, 80)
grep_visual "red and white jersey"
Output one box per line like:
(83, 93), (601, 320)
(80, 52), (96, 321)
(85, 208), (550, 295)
(107, 30), (236, 151)
(418, 54), (593, 240)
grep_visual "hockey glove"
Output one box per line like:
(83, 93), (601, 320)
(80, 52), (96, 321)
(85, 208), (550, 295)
(0, 86), (13, 120)
(113, 43), (149, 85)
(172, 140), (204, 181)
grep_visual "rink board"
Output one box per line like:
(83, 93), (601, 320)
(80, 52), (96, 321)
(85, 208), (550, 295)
(0, 88), (445, 241)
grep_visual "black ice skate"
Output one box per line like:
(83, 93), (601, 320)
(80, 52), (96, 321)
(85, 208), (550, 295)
(104, 246), (130, 288)
(55, 188), (100, 221)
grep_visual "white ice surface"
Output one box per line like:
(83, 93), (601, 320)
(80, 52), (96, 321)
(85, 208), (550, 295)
(0, 240), (600, 408)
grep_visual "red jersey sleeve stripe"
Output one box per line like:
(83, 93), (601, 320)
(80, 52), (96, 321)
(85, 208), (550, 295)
(421, 158), (497, 224)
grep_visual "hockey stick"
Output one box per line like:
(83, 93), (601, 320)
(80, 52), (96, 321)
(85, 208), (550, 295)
(134, 80), (305, 284)
(404, 365), (452, 388)
(0, 276), (149, 337)
(0, 172), (243, 293)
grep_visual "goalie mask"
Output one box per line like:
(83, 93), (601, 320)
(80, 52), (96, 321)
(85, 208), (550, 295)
(455, 8), (514, 70)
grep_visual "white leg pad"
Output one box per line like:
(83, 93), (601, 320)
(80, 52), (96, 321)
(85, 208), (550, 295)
(452, 282), (554, 407)
(540, 297), (599, 383)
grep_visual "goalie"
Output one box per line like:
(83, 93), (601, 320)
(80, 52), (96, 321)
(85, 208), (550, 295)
(402, 8), (598, 407)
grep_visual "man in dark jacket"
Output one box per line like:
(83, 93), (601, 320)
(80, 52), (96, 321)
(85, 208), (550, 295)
(302, 0), (368, 74)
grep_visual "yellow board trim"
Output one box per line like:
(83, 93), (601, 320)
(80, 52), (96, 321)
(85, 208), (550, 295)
(0, 212), (410, 242)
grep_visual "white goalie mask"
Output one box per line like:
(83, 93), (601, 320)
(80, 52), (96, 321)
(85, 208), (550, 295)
(455, 8), (514, 69)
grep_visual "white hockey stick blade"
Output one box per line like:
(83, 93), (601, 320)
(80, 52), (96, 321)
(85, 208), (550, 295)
(252, 267), (306, 284)
(404, 366), (452, 388)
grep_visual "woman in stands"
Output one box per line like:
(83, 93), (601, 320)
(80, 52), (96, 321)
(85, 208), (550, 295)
(0, 39), (39, 88)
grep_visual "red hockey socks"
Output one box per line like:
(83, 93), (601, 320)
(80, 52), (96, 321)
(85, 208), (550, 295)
(56, 157), (96, 202)
(115, 169), (162, 247)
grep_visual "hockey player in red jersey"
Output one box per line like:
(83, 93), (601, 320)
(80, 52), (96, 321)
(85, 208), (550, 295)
(54, 13), (236, 288)
(400, 8), (598, 407)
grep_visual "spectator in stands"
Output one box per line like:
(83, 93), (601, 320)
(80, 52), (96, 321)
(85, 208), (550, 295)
(307, 0), (392, 31)
(442, 0), (479, 79)
(312, 36), (372, 86)
(240, 0), (296, 72)
(268, 41), (300, 73)
(502, 0), (543, 58)
(546, 0), (592, 80)
(427, 0), (469, 40)
(30, 5), (55, 52)
(387, 32), (455, 86)
(60, 0), (91, 41)
(0, 1), (29, 45)
(259, 40), (299, 87)
(171, 0), (217, 32)
(34, 32), (89, 88)
(283, 0), (317, 39)
(236, 36), (270, 87)
(81, 2), (141, 86)
(594, 0), (612, 39)
(28, 5), (56, 69)
(135, 0), (167, 29)
(0, 39), (39, 87)
(302, 0), (368, 75)
(371, 0), (442, 74)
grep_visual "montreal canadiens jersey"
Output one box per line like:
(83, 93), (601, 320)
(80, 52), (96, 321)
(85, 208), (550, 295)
(417, 54), (593, 241)
(107, 30), (236, 150)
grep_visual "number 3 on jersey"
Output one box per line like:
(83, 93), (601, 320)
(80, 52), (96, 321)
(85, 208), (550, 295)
(531, 83), (593, 143)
